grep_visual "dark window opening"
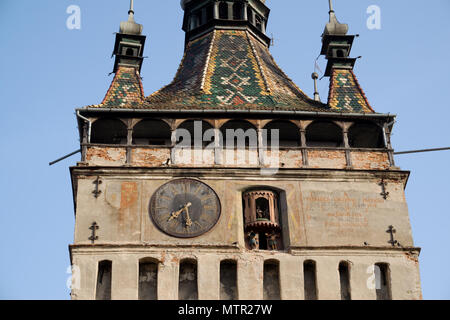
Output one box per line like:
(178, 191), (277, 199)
(306, 121), (343, 147)
(263, 261), (281, 300)
(336, 49), (345, 58)
(179, 260), (198, 300)
(255, 15), (263, 31)
(219, 2), (228, 19)
(248, 8), (255, 24)
(375, 263), (392, 300)
(348, 122), (385, 148)
(190, 12), (200, 30)
(96, 260), (112, 300)
(339, 261), (351, 300)
(125, 48), (134, 56)
(206, 4), (214, 21)
(199, 8), (206, 25)
(233, 3), (243, 20)
(263, 121), (301, 148)
(91, 118), (128, 145)
(255, 197), (270, 220)
(258, 232), (268, 250)
(221, 120), (257, 149)
(220, 260), (238, 300)
(304, 260), (318, 300)
(139, 260), (158, 300)
(176, 120), (214, 148)
(133, 120), (172, 146)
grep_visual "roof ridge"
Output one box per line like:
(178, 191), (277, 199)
(251, 36), (312, 101)
(245, 30), (271, 94)
(350, 69), (375, 113)
(200, 30), (217, 92)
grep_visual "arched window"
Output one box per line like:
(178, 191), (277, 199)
(176, 120), (214, 148)
(263, 260), (281, 300)
(220, 260), (238, 300)
(126, 48), (134, 56)
(91, 118), (127, 144)
(339, 261), (351, 300)
(190, 12), (200, 30)
(306, 121), (343, 147)
(255, 14), (263, 32)
(375, 263), (392, 300)
(219, 2), (228, 19)
(303, 260), (317, 300)
(255, 197), (270, 220)
(179, 260), (198, 300)
(221, 120), (257, 149)
(96, 260), (112, 300)
(233, 2), (243, 20)
(263, 121), (300, 147)
(133, 120), (171, 146)
(348, 122), (385, 148)
(139, 259), (158, 300)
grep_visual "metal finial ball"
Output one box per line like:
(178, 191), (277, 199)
(312, 72), (319, 80)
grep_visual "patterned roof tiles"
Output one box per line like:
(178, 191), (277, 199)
(328, 69), (374, 113)
(144, 30), (328, 112)
(87, 30), (375, 114)
(98, 66), (144, 109)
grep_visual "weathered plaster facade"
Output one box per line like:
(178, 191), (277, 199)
(70, 167), (421, 300)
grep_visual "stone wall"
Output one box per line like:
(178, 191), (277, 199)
(73, 172), (414, 248)
(70, 168), (420, 300)
(70, 248), (422, 300)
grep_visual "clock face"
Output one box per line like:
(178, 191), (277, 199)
(149, 179), (221, 238)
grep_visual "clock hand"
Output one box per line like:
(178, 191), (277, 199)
(168, 207), (185, 221)
(185, 206), (193, 228)
(168, 202), (192, 222)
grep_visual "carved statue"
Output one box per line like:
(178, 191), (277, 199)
(256, 206), (269, 220)
(265, 232), (278, 250)
(248, 231), (259, 250)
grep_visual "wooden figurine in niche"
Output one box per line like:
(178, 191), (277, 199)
(243, 189), (283, 251)
(265, 232), (278, 250)
(248, 231), (259, 250)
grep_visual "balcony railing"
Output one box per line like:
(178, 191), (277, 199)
(83, 144), (392, 170)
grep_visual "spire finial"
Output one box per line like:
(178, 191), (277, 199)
(129, 0), (134, 16)
(312, 72), (321, 102)
(328, 0), (334, 13)
(323, 0), (348, 36)
(120, 0), (143, 35)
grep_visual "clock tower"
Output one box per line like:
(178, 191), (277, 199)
(69, 0), (422, 300)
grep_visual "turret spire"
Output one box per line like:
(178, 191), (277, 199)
(120, 0), (143, 35)
(129, 0), (134, 14)
(323, 0), (348, 36)
(320, 0), (374, 113)
(112, 0), (147, 73)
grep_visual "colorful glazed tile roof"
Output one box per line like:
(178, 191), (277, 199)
(328, 69), (374, 113)
(100, 66), (144, 109)
(87, 30), (375, 114)
(144, 30), (327, 111)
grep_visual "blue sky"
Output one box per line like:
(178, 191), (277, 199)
(0, 0), (449, 300)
